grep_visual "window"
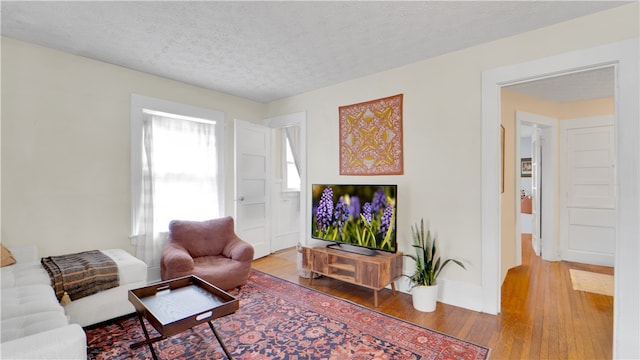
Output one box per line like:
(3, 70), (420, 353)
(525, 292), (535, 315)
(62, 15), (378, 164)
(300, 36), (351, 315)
(143, 110), (221, 232)
(283, 133), (300, 191)
(130, 95), (224, 269)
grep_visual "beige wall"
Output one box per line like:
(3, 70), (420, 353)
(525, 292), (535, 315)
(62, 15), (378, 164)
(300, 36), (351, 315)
(557, 97), (615, 120)
(1, 37), (265, 256)
(500, 90), (615, 282)
(266, 3), (638, 290)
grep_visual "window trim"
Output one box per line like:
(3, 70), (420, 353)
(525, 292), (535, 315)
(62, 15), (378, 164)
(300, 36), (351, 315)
(130, 94), (225, 237)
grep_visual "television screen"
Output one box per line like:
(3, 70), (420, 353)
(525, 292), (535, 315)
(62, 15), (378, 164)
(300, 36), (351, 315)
(311, 184), (397, 254)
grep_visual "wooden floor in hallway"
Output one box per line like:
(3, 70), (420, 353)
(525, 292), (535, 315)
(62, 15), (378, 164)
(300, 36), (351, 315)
(252, 238), (614, 359)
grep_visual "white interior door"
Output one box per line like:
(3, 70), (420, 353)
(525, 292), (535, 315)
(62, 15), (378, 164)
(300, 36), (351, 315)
(531, 126), (542, 256)
(234, 119), (271, 259)
(560, 115), (615, 266)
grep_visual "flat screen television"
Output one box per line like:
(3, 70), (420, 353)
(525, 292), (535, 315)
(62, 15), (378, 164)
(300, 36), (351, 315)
(311, 184), (397, 255)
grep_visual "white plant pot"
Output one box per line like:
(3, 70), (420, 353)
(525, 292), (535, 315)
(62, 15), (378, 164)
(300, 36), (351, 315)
(412, 284), (438, 312)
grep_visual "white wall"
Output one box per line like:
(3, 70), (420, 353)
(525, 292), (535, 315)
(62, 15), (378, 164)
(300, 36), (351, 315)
(1, 37), (266, 256)
(266, 3), (639, 310)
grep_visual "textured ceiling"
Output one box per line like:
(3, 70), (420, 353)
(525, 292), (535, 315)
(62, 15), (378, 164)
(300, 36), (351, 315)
(0, 1), (627, 103)
(506, 67), (615, 103)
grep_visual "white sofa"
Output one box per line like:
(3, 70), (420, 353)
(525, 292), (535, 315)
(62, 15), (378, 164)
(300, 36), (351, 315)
(0, 245), (147, 359)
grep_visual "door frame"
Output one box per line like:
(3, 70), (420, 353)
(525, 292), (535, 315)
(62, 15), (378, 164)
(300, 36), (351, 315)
(264, 112), (308, 250)
(515, 111), (559, 264)
(481, 38), (639, 358)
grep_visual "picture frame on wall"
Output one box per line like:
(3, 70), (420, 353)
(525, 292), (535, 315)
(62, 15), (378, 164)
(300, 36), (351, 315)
(521, 157), (532, 178)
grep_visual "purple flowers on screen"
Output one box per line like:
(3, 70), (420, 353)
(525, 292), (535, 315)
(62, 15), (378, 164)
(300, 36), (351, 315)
(372, 188), (387, 212)
(316, 187), (334, 232)
(379, 204), (394, 235)
(333, 197), (350, 236)
(362, 202), (373, 225)
(312, 185), (396, 252)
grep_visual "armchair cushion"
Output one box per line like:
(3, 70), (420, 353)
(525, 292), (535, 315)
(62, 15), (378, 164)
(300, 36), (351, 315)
(161, 217), (254, 290)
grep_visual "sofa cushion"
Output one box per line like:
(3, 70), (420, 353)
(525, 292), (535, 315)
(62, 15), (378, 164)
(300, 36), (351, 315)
(1, 285), (64, 319)
(1, 311), (69, 342)
(1, 244), (16, 267)
(0, 324), (86, 360)
(1, 261), (51, 289)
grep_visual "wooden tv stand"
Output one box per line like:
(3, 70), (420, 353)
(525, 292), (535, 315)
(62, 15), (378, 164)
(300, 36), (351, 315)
(303, 246), (403, 307)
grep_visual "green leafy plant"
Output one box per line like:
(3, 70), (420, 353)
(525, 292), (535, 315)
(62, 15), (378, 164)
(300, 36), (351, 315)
(405, 218), (465, 287)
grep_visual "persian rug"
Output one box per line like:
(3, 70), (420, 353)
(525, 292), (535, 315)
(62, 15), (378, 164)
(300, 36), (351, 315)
(339, 94), (404, 175)
(86, 270), (490, 359)
(569, 269), (614, 296)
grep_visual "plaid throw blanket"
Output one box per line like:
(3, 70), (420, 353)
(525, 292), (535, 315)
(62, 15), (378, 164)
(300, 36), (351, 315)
(41, 250), (119, 303)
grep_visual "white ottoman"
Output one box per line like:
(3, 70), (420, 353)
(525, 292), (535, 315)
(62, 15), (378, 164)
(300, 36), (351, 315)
(63, 249), (147, 326)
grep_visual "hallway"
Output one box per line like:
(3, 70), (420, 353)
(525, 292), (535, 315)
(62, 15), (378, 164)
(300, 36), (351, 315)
(498, 236), (614, 358)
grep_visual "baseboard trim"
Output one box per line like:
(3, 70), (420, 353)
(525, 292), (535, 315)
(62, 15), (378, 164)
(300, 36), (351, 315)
(395, 275), (483, 312)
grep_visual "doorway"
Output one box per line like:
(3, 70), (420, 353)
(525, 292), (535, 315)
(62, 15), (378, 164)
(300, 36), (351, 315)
(265, 112), (307, 253)
(506, 67), (616, 269)
(512, 112), (558, 266)
(481, 39), (639, 358)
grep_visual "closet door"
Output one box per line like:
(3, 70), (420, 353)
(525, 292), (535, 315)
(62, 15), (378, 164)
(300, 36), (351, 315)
(234, 119), (271, 259)
(560, 115), (615, 266)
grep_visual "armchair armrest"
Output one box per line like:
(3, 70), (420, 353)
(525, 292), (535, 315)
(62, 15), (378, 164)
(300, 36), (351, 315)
(161, 243), (195, 273)
(223, 236), (254, 262)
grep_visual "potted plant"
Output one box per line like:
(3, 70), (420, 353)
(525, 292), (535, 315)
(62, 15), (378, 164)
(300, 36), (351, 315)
(405, 219), (465, 312)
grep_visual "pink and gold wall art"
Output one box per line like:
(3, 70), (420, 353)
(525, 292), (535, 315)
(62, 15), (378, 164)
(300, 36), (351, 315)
(339, 94), (404, 175)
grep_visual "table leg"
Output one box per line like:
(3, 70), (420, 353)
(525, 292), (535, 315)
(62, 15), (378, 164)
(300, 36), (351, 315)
(130, 313), (159, 360)
(208, 321), (233, 359)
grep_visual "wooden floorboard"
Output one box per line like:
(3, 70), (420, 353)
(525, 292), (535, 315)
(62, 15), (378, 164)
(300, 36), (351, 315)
(251, 238), (613, 359)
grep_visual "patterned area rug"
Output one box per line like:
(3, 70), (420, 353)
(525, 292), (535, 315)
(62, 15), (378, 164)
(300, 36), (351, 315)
(86, 270), (490, 359)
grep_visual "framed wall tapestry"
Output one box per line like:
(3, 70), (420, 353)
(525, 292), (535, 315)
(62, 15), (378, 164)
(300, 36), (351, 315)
(339, 94), (404, 175)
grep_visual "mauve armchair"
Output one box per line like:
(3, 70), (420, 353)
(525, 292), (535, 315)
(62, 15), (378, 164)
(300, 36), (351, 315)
(160, 217), (254, 290)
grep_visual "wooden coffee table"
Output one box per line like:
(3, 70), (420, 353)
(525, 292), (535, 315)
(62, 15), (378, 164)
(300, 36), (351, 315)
(128, 275), (239, 359)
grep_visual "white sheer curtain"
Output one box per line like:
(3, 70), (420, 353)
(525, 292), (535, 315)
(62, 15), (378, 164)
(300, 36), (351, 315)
(132, 113), (221, 268)
(285, 125), (301, 176)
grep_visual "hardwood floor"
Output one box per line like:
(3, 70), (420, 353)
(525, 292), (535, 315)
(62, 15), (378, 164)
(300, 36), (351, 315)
(252, 239), (614, 359)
